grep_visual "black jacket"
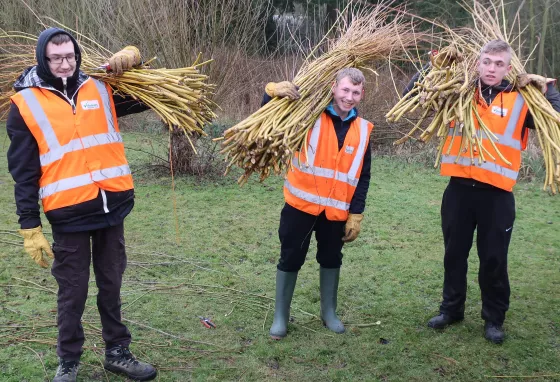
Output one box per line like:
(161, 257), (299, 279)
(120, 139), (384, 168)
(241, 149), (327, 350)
(262, 93), (372, 214)
(6, 28), (148, 233)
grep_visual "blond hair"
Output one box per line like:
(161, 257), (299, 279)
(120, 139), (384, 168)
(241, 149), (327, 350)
(480, 40), (512, 62)
(335, 68), (365, 85)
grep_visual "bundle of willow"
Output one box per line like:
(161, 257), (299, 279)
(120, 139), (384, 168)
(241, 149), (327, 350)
(389, 0), (560, 193)
(220, 5), (417, 185)
(0, 29), (216, 146)
(387, 48), (478, 146)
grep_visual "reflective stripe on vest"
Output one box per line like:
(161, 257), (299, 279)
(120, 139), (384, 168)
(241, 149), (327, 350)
(284, 180), (350, 211)
(305, 117), (322, 165)
(93, 79), (117, 134)
(39, 164), (131, 199)
(291, 118), (370, 189)
(440, 156), (518, 180)
(291, 157), (359, 187)
(446, 93), (525, 150)
(18, 79), (121, 167)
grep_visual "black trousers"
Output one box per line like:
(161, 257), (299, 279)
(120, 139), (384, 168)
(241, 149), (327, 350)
(277, 203), (346, 272)
(440, 178), (515, 325)
(51, 223), (131, 361)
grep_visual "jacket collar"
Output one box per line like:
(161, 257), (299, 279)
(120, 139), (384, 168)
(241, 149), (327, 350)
(13, 66), (89, 93)
(325, 102), (358, 122)
(479, 79), (514, 96)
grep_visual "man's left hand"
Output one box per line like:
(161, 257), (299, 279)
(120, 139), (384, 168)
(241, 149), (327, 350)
(342, 213), (364, 243)
(108, 46), (142, 75)
(517, 73), (551, 94)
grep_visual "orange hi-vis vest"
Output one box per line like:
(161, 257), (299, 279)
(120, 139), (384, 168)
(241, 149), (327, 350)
(284, 112), (374, 221)
(440, 90), (529, 192)
(11, 78), (133, 212)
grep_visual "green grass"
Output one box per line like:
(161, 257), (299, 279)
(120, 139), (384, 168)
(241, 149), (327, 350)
(0, 129), (559, 381)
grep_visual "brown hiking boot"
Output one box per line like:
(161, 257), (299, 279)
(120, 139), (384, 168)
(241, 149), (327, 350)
(104, 345), (157, 381)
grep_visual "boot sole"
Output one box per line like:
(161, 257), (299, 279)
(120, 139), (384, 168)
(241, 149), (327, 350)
(270, 330), (287, 340)
(104, 364), (157, 381)
(485, 336), (504, 344)
(322, 319), (345, 334)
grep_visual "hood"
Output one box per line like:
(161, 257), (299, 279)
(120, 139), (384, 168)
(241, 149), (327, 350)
(34, 27), (82, 91)
(13, 65), (89, 93)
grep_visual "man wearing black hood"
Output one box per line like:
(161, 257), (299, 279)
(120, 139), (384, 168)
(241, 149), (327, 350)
(7, 28), (156, 381)
(404, 40), (560, 344)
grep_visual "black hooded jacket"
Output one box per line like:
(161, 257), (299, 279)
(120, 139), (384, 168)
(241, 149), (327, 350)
(6, 28), (149, 233)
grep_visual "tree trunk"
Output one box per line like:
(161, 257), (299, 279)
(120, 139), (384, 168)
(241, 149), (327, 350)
(537, 0), (551, 75)
(528, 0), (535, 73)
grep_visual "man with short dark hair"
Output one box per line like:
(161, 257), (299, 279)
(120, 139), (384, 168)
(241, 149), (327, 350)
(7, 27), (156, 381)
(406, 40), (560, 344)
(265, 68), (374, 339)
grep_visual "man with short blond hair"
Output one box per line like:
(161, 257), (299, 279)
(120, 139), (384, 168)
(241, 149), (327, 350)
(336, 67), (366, 84)
(405, 39), (560, 344)
(480, 39), (512, 56)
(264, 68), (374, 339)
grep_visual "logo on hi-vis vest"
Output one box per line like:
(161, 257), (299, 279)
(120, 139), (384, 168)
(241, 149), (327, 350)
(345, 146), (355, 154)
(81, 100), (100, 110)
(491, 106), (508, 117)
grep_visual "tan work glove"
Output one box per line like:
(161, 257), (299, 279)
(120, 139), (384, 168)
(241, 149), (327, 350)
(108, 46), (142, 75)
(516, 73), (551, 94)
(265, 81), (301, 100)
(431, 46), (462, 68)
(18, 226), (54, 268)
(342, 213), (364, 243)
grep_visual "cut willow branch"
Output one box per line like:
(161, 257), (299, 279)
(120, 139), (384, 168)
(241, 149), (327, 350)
(219, 3), (419, 185)
(0, 28), (217, 146)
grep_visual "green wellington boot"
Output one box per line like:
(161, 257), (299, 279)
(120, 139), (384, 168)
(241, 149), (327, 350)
(269, 270), (298, 339)
(320, 267), (345, 334)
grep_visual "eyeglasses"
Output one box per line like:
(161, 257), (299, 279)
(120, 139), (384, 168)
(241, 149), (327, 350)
(45, 54), (78, 65)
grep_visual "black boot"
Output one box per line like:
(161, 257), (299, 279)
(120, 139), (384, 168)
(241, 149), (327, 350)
(104, 345), (157, 381)
(484, 322), (505, 344)
(52, 358), (79, 382)
(320, 267), (345, 334)
(427, 313), (463, 329)
(270, 270), (298, 339)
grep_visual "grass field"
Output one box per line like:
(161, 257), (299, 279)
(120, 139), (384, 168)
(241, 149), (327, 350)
(0, 129), (559, 381)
